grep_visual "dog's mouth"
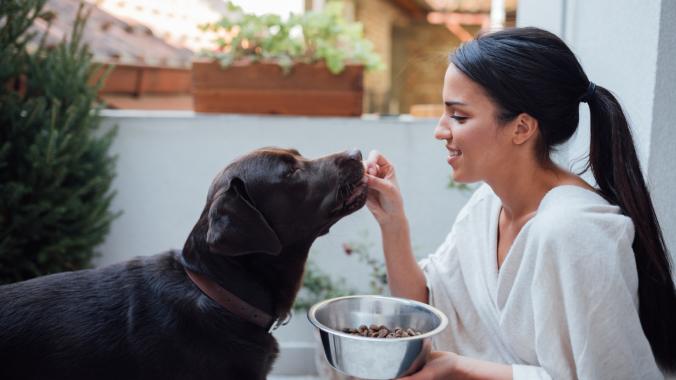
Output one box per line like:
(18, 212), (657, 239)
(330, 177), (369, 217)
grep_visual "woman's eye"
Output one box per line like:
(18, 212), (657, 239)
(447, 109), (469, 123)
(450, 114), (468, 123)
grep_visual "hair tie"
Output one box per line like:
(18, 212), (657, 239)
(580, 82), (596, 103)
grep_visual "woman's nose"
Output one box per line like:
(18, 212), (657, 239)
(434, 116), (452, 141)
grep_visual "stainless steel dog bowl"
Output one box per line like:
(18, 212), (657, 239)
(307, 295), (448, 379)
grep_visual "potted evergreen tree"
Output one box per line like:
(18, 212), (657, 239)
(193, 2), (383, 116)
(0, 0), (118, 284)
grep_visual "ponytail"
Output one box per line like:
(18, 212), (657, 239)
(587, 85), (676, 371)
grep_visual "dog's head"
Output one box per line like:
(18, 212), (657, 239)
(203, 147), (367, 256)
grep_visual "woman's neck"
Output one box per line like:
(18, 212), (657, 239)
(487, 160), (569, 221)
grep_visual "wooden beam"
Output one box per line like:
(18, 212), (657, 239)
(427, 11), (489, 41)
(427, 11), (489, 26)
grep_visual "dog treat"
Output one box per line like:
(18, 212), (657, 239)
(341, 324), (423, 338)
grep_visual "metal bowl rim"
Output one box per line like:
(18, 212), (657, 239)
(306, 294), (449, 342)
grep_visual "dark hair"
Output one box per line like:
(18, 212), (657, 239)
(451, 27), (676, 371)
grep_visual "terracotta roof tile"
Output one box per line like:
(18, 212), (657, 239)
(30, 0), (194, 68)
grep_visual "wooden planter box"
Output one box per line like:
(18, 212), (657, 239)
(91, 63), (192, 96)
(191, 61), (364, 116)
(89, 63), (193, 110)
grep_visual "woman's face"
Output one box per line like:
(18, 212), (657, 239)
(434, 64), (515, 183)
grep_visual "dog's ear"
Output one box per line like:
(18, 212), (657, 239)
(206, 177), (282, 256)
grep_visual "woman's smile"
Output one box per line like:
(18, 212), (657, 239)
(446, 146), (462, 165)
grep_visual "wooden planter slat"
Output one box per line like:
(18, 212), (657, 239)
(91, 64), (192, 96)
(191, 61), (364, 116)
(193, 89), (362, 116)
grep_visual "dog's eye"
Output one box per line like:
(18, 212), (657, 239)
(285, 168), (300, 178)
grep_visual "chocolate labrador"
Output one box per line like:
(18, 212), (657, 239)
(0, 147), (368, 380)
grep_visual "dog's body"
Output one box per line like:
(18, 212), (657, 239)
(0, 148), (367, 380)
(0, 251), (268, 379)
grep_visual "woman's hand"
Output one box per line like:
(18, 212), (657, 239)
(363, 150), (406, 228)
(396, 351), (457, 380)
(398, 351), (514, 380)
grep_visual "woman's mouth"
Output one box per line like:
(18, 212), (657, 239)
(446, 147), (462, 165)
(447, 146), (462, 157)
(448, 149), (462, 158)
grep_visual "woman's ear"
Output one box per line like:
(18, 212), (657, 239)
(512, 113), (539, 145)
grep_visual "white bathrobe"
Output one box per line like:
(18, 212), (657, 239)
(419, 184), (663, 379)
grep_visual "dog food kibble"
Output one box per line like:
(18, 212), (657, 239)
(341, 325), (423, 339)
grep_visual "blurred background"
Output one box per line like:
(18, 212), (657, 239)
(34, 0), (517, 115)
(3, 0), (675, 378)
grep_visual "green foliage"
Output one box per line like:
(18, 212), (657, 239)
(447, 177), (477, 193)
(0, 0), (119, 284)
(199, 1), (384, 74)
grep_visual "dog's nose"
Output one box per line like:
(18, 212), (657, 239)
(346, 148), (362, 161)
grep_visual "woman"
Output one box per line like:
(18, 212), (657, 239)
(363, 27), (675, 379)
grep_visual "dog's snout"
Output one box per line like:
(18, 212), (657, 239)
(324, 149), (364, 180)
(346, 148), (362, 161)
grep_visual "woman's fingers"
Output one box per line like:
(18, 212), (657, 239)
(364, 161), (379, 176)
(362, 149), (406, 226)
(365, 173), (393, 192)
(365, 150), (394, 178)
(363, 152), (380, 176)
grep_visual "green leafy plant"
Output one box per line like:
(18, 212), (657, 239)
(0, 0), (119, 284)
(199, 1), (384, 74)
(447, 177), (476, 193)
